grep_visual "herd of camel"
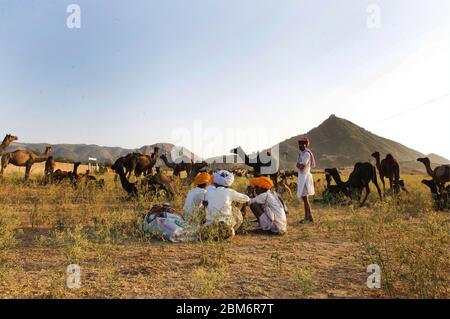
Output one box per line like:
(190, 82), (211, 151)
(0, 133), (449, 209)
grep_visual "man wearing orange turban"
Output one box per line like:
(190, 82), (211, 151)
(182, 172), (211, 221)
(246, 177), (287, 234)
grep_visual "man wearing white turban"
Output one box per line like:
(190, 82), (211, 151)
(203, 170), (250, 239)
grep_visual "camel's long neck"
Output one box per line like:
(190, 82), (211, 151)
(374, 156), (381, 170)
(161, 156), (173, 168)
(117, 167), (135, 194)
(425, 162), (434, 177)
(333, 172), (345, 186)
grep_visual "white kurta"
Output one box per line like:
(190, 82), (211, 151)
(249, 190), (287, 234)
(205, 187), (250, 234)
(182, 187), (207, 220)
(297, 150), (315, 198)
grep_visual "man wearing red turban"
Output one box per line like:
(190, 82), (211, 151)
(296, 136), (316, 223)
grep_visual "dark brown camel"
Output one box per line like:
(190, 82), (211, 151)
(325, 162), (382, 206)
(125, 147), (160, 178)
(372, 152), (401, 194)
(1, 146), (53, 182)
(230, 146), (278, 189)
(111, 162), (138, 197)
(421, 179), (449, 210)
(0, 134), (18, 155)
(51, 162), (80, 185)
(186, 161), (209, 184)
(160, 154), (193, 177)
(417, 157), (450, 191)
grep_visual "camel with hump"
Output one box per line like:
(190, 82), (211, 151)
(0, 134), (18, 155)
(325, 162), (382, 206)
(371, 152), (401, 194)
(1, 146), (53, 182)
(230, 146), (278, 188)
(417, 157), (450, 191)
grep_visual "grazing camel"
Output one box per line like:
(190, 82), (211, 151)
(421, 179), (449, 210)
(325, 163), (382, 206)
(160, 154), (193, 177)
(417, 157), (450, 190)
(1, 146), (53, 182)
(50, 162), (80, 184)
(111, 162), (138, 197)
(230, 146), (278, 188)
(0, 134), (18, 155)
(371, 152), (401, 194)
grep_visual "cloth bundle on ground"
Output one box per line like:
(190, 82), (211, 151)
(143, 204), (198, 242)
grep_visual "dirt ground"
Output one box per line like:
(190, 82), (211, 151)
(0, 169), (447, 299)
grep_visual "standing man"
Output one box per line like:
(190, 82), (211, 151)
(296, 137), (316, 224)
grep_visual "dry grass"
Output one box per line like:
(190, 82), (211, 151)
(0, 169), (448, 299)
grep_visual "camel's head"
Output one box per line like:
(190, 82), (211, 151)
(324, 168), (339, 176)
(4, 134), (18, 144)
(417, 157), (430, 165)
(371, 151), (380, 159)
(421, 179), (438, 194)
(45, 146), (53, 154)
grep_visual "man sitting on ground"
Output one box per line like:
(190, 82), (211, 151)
(247, 176), (287, 235)
(203, 170), (250, 239)
(182, 172), (211, 221)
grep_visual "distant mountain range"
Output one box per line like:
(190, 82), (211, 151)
(4, 115), (448, 173)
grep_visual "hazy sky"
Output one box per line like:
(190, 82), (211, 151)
(1, 0), (449, 159)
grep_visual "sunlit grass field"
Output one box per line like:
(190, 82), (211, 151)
(0, 169), (448, 299)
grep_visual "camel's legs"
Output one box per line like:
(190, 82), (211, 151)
(0, 154), (10, 176)
(388, 177), (394, 193)
(380, 175), (386, 193)
(360, 185), (370, 206)
(24, 162), (32, 182)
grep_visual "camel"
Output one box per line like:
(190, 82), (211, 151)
(417, 157), (450, 190)
(186, 161), (209, 184)
(325, 162), (382, 206)
(50, 162), (80, 184)
(160, 154), (193, 177)
(1, 146), (53, 182)
(111, 162), (173, 198)
(0, 134), (18, 155)
(111, 162), (138, 197)
(372, 152), (401, 194)
(230, 146), (278, 188)
(124, 147), (160, 178)
(421, 179), (449, 211)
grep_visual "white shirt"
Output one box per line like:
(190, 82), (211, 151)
(183, 187), (207, 220)
(250, 191), (287, 233)
(206, 184), (216, 192)
(205, 187), (250, 226)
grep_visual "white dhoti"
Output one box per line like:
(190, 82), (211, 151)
(297, 170), (315, 198)
(296, 149), (316, 198)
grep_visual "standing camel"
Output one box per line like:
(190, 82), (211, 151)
(160, 154), (193, 177)
(371, 152), (401, 194)
(417, 157), (450, 191)
(1, 146), (53, 182)
(230, 146), (278, 188)
(325, 162), (382, 206)
(0, 134), (18, 155)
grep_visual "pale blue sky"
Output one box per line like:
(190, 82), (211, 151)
(1, 0), (449, 159)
